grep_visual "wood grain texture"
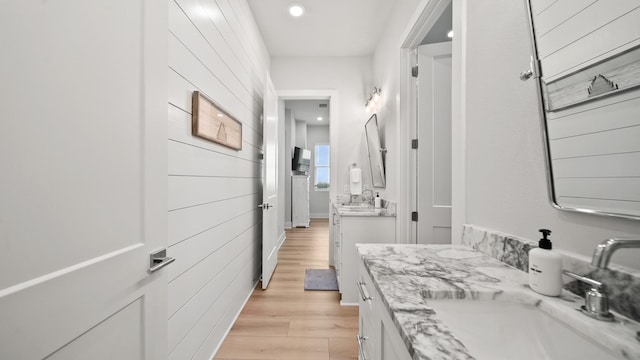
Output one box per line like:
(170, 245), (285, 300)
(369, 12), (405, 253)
(192, 91), (243, 150)
(543, 46), (640, 111)
(214, 219), (358, 360)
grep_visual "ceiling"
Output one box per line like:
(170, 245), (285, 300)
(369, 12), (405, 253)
(247, 0), (396, 57)
(285, 100), (330, 125)
(421, 3), (452, 45)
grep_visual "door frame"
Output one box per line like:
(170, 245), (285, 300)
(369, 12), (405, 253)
(415, 42), (453, 244)
(277, 90), (339, 262)
(277, 90), (339, 210)
(398, 0), (468, 244)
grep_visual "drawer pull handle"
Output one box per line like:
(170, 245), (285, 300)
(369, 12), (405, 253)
(357, 335), (369, 360)
(357, 281), (373, 302)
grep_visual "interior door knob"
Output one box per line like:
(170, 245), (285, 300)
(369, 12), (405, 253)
(520, 69), (533, 81)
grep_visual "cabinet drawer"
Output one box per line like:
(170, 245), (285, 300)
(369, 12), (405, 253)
(358, 261), (376, 317)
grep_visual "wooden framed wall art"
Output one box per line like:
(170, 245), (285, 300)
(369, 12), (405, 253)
(192, 91), (242, 150)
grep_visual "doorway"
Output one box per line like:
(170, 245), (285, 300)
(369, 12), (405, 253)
(414, 42), (452, 244)
(277, 90), (339, 264)
(284, 99), (332, 226)
(401, 0), (454, 244)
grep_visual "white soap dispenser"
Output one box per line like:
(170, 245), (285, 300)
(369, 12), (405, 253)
(374, 192), (382, 208)
(528, 229), (563, 296)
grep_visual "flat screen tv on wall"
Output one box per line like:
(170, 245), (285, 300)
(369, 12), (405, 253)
(292, 146), (311, 173)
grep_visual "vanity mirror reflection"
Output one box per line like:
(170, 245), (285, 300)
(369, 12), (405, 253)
(524, 0), (640, 219)
(365, 114), (386, 188)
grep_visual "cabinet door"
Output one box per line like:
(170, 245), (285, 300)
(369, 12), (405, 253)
(341, 217), (395, 305)
(330, 205), (340, 267)
(292, 176), (309, 227)
(358, 316), (377, 360)
(379, 307), (411, 360)
(334, 218), (342, 289)
(358, 262), (378, 360)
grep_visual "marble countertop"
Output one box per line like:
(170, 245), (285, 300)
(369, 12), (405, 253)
(334, 203), (396, 217)
(357, 244), (640, 360)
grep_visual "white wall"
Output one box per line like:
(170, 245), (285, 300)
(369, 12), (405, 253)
(295, 119), (307, 149)
(166, 0), (270, 359)
(372, 0), (430, 243)
(366, 0), (639, 268)
(277, 99), (286, 239)
(284, 109), (295, 227)
(308, 125), (331, 217)
(456, 0), (640, 269)
(270, 56), (374, 202)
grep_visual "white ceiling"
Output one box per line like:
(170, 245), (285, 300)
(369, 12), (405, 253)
(285, 100), (330, 125)
(421, 3), (452, 45)
(247, 0), (396, 57)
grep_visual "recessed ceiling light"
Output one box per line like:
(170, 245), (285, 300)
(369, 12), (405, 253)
(289, 3), (305, 17)
(447, 30), (454, 38)
(217, 113), (224, 117)
(317, 117), (323, 121)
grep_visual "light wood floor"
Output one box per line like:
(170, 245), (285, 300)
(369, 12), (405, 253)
(214, 218), (359, 360)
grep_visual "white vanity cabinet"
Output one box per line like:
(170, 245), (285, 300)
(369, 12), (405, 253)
(292, 175), (310, 227)
(358, 260), (411, 360)
(333, 206), (395, 305)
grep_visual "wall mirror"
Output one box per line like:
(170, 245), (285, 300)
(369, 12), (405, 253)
(365, 114), (386, 188)
(525, 1), (640, 219)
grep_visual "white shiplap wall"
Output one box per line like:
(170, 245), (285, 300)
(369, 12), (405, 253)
(166, 0), (269, 359)
(532, 0), (640, 216)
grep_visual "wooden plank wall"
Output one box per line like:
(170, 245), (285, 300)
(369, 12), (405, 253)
(531, 0), (640, 215)
(166, 0), (269, 359)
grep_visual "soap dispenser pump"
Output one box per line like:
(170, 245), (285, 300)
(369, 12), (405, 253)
(528, 229), (563, 296)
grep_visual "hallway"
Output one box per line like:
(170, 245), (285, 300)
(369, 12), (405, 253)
(215, 219), (359, 360)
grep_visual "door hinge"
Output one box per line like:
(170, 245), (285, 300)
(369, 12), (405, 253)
(411, 66), (419, 78)
(411, 211), (418, 222)
(411, 139), (418, 149)
(534, 58), (543, 78)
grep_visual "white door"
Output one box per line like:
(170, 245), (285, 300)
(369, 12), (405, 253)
(0, 1), (168, 359)
(415, 42), (453, 244)
(261, 75), (279, 289)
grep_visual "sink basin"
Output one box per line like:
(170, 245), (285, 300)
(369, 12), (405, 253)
(428, 300), (621, 360)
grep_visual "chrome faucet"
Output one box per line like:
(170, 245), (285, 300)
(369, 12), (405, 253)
(562, 238), (640, 322)
(562, 270), (614, 321)
(591, 238), (640, 269)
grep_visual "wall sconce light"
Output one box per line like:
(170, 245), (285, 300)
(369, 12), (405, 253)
(365, 87), (382, 113)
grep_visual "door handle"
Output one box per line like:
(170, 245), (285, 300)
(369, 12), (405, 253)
(148, 248), (175, 273)
(357, 281), (373, 302)
(519, 69), (533, 81)
(356, 335), (369, 360)
(258, 203), (274, 209)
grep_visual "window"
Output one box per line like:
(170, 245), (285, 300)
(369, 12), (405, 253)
(314, 144), (330, 190)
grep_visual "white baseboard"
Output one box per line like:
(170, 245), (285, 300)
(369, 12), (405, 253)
(310, 213), (329, 218)
(277, 231), (286, 251)
(209, 278), (259, 358)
